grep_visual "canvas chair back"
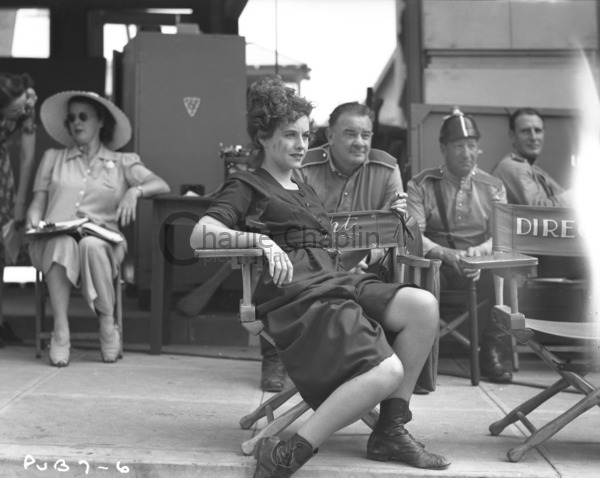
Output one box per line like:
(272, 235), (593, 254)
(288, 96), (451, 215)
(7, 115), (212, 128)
(492, 203), (586, 258)
(328, 209), (420, 255)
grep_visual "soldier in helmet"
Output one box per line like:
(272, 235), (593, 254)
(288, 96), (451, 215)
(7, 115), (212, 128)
(407, 107), (512, 383)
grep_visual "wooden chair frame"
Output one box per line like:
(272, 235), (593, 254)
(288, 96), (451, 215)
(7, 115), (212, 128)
(438, 282), (488, 385)
(461, 203), (598, 462)
(35, 268), (123, 359)
(194, 210), (441, 455)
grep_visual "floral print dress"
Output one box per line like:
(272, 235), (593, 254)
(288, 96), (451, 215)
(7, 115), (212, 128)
(0, 106), (36, 230)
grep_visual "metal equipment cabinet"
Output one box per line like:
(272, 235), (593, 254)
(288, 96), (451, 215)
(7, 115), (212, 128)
(120, 32), (247, 290)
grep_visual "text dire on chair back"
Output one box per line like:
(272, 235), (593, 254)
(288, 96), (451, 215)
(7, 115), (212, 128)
(492, 203), (586, 258)
(462, 203), (598, 462)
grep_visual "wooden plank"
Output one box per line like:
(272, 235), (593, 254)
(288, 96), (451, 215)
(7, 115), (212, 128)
(423, 0), (510, 49)
(425, 68), (588, 110)
(460, 253), (538, 270)
(511, 1), (597, 49)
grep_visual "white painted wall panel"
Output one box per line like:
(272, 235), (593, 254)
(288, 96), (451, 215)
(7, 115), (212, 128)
(425, 68), (587, 109)
(423, 0), (510, 49)
(511, 1), (597, 49)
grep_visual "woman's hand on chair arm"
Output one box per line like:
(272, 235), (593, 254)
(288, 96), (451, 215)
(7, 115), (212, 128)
(190, 216), (293, 286)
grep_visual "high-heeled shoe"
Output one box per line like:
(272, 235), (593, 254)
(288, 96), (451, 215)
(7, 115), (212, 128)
(49, 335), (70, 367)
(100, 322), (121, 363)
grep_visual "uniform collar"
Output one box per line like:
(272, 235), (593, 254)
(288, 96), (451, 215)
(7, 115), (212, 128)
(510, 152), (531, 164)
(441, 164), (475, 186)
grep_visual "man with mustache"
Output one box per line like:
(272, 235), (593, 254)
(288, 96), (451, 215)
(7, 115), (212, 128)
(407, 107), (512, 383)
(492, 107), (572, 207)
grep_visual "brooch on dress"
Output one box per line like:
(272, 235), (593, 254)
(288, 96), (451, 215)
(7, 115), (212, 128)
(105, 159), (115, 169)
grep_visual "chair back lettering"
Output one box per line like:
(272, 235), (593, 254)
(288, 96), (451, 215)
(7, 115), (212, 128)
(328, 210), (420, 256)
(492, 203), (586, 257)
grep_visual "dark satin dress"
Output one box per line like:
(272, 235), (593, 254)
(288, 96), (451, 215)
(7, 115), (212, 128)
(204, 168), (407, 408)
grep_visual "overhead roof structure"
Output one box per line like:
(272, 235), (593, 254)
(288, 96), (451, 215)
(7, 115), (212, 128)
(0, 0), (249, 57)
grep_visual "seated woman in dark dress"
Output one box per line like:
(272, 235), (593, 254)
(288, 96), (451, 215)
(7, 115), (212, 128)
(190, 77), (449, 477)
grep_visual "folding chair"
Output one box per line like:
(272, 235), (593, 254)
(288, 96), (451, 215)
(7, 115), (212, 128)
(461, 203), (598, 462)
(35, 268), (123, 359)
(194, 210), (441, 455)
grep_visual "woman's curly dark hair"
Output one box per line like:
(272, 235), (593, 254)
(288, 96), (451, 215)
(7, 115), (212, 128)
(65, 95), (116, 146)
(246, 76), (314, 167)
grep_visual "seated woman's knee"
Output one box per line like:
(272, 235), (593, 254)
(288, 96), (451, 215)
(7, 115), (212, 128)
(380, 354), (404, 385)
(417, 289), (440, 328)
(79, 236), (112, 256)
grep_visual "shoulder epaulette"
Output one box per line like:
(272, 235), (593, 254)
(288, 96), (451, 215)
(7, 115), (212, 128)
(509, 153), (527, 163)
(472, 168), (504, 188)
(367, 149), (397, 169)
(411, 167), (443, 186)
(301, 147), (329, 167)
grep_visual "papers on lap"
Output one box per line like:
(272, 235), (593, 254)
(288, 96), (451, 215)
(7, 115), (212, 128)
(25, 218), (124, 244)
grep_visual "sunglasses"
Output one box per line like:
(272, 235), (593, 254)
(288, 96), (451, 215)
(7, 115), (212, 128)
(66, 112), (91, 123)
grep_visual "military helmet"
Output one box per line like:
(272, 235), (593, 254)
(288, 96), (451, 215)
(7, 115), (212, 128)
(439, 106), (480, 143)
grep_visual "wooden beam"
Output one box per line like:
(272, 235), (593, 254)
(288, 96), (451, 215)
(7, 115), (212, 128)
(401, 0), (424, 110)
(0, 8), (17, 56)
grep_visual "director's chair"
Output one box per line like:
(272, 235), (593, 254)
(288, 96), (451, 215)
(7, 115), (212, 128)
(461, 203), (598, 462)
(194, 210), (441, 455)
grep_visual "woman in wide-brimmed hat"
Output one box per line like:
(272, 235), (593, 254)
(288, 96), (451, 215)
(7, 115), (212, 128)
(26, 91), (170, 367)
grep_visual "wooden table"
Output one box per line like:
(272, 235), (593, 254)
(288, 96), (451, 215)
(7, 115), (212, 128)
(150, 195), (212, 354)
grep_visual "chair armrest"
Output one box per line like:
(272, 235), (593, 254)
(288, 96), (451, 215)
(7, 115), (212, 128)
(194, 248), (263, 259)
(460, 252), (538, 271)
(493, 305), (533, 344)
(397, 255), (440, 269)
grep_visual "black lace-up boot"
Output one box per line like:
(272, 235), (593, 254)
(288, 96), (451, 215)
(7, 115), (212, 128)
(261, 352), (287, 392)
(367, 398), (450, 469)
(480, 336), (513, 383)
(253, 433), (317, 478)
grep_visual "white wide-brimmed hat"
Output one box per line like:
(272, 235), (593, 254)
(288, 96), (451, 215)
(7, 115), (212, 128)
(40, 91), (132, 150)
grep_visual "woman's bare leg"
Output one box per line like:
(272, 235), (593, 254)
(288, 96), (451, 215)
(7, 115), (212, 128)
(296, 354), (403, 448)
(278, 288), (438, 448)
(45, 263), (72, 345)
(380, 287), (439, 400)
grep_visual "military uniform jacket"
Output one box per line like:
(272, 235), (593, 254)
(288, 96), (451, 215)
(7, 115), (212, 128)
(294, 145), (403, 213)
(492, 153), (570, 206)
(407, 165), (507, 256)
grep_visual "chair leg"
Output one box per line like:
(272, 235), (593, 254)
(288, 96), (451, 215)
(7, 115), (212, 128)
(241, 400), (311, 456)
(489, 377), (571, 436)
(239, 386), (299, 429)
(468, 281), (479, 386)
(509, 335), (519, 371)
(360, 407), (380, 430)
(115, 268), (123, 359)
(35, 270), (44, 359)
(507, 386), (600, 462)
